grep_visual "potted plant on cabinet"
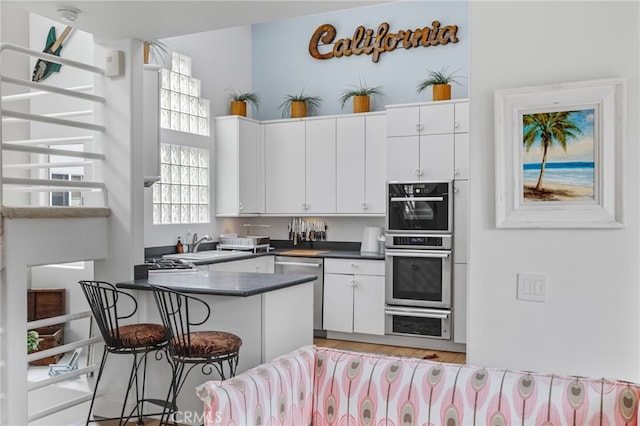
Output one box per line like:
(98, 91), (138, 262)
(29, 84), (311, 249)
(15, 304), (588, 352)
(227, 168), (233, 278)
(338, 79), (384, 113)
(416, 67), (462, 101)
(143, 40), (169, 65)
(227, 88), (261, 117)
(279, 90), (323, 118)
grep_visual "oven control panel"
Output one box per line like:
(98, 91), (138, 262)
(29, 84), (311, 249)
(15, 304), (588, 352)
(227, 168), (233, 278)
(385, 233), (452, 250)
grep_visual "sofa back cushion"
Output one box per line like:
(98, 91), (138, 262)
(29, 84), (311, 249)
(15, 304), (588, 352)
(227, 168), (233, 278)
(313, 347), (640, 425)
(196, 345), (315, 425)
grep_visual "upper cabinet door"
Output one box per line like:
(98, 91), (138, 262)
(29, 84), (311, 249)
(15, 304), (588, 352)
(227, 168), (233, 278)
(305, 118), (336, 214)
(419, 103), (455, 135)
(336, 116), (365, 214)
(215, 116), (263, 216)
(237, 118), (261, 213)
(364, 114), (386, 214)
(386, 106), (420, 137)
(454, 101), (469, 133)
(265, 121), (305, 214)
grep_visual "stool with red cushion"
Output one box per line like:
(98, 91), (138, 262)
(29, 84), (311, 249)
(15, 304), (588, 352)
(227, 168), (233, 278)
(150, 285), (242, 425)
(79, 280), (173, 425)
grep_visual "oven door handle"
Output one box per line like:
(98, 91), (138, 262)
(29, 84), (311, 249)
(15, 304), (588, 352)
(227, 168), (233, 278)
(385, 306), (451, 319)
(385, 249), (450, 259)
(390, 197), (444, 202)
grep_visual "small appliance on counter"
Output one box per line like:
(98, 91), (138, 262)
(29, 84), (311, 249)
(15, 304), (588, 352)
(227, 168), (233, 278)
(360, 226), (383, 254)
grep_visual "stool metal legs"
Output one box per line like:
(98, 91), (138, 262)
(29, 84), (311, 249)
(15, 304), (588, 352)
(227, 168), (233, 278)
(86, 345), (173, 425)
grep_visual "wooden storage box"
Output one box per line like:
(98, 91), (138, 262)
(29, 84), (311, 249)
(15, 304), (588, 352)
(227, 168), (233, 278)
(29, 326), (64, 365)
(27, 289), (66, 366)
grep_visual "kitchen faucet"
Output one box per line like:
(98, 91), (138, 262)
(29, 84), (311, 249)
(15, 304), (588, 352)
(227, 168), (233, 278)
(191, 233), (213, 252)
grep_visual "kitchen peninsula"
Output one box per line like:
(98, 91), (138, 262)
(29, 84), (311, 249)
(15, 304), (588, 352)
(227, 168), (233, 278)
(115, 270), (315, 416)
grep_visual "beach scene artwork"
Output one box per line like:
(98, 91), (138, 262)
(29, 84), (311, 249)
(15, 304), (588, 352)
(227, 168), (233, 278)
(522, 108), (595, 202)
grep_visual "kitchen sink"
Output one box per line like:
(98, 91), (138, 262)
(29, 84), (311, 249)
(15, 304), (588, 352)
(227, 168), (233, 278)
(163, 250), (248, 262)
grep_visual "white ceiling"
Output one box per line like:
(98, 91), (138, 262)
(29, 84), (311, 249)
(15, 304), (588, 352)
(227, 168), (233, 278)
(6, 1), (390, 42)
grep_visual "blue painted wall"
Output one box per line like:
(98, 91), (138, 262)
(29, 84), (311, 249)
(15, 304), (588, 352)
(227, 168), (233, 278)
(252, 1), (469, 120)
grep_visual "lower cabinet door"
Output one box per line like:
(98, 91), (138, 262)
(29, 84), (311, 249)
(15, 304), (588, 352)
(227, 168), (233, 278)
(323, 273), (354, 333)
(353, 275), (385, 335)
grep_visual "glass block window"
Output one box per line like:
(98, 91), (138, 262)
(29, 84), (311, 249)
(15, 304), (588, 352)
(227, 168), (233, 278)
(160, 52), (210, 136)
(152, 143), (209, 224)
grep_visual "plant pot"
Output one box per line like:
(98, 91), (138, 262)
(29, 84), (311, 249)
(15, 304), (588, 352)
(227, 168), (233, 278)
(432, 84), (452, 101)
(143, 43), (150, 64)
(29, 326), (64, 366)
(291, 101), (307, 118)
(230, 100), (247, 117)
(353, 95), (370, 113)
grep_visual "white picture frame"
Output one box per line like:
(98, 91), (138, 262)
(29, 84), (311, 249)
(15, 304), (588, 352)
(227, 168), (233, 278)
(494, 78), (626, 228)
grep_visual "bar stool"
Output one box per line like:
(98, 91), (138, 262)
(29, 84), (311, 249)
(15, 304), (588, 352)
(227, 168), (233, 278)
(79, 280), (173, 425)
(150, 285), (242, 425)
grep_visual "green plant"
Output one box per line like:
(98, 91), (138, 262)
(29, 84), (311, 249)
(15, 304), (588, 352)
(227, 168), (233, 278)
(338, 79), (384, 110)
(144, 40), (169, 63)
(416, 67), (462, 95)
(227, 88), (261, 111)
(27, 330), (42, 352)
(279, 90), (323, 118)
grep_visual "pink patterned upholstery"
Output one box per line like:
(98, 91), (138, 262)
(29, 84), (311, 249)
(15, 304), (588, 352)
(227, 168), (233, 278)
(196, 345), (315, 425)
(197, 345), (640, 425)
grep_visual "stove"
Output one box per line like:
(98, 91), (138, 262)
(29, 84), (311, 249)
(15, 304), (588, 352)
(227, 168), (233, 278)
(143, 258), (197, 274)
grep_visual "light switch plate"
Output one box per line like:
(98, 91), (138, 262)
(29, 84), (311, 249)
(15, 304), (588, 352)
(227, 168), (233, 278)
(517, 273), (546, 302)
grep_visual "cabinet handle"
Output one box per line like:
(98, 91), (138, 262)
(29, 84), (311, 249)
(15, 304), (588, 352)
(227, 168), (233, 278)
(453, 185), (460, 193)
(414, 169), (423, 177)
(415, 123), (423, 132)
(349, 278), (357, 287)
(454, 121), (460, 129)
(302, 203), (309, 211)
(350, 262), (358, 268)
(239, 202), (243, 210)
(361, 202), (368, 210)
(454, 168), (459, 176)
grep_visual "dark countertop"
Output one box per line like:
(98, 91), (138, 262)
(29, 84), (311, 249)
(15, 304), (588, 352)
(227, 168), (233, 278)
(117, 270), (317, 297)
(146, 240), (386, 263)
(272, 249), (385, 260)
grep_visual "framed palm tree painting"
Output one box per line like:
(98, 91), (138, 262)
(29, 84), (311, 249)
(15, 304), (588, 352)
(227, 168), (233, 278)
(495, 78), (626, 228)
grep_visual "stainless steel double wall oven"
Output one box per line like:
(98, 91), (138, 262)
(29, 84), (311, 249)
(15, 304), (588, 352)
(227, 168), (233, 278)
(385, 181), (453, 339)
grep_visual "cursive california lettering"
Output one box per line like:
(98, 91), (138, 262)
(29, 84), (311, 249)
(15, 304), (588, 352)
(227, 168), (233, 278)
(309, 21), (459, 63)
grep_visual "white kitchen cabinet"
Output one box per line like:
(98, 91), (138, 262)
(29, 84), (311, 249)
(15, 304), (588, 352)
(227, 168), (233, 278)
(265, 118), (336, 214)
(305, 118), (336, 214)
(215, 116), (263, 216)
(453, 263), (467, 344)
(454, 101), (469, 134)
(323, 259), (385, 335)
(453, 180), (468, 264)
(454, 133), (469, 180)
(387, 102), (454, 137)
(387, 134), (454, 181)
(386, 100), (467, 182)
(336, 113), (386, 214)
(264, 121), (306, 214)
(209, 256), (275, 273)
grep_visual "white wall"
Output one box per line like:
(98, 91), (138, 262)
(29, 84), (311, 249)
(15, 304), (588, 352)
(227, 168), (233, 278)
(252, 1), (469, 120)
(468, 1), (640, 381)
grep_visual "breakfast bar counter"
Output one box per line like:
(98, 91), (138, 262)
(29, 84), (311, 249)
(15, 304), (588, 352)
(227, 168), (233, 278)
(103, 270), (315, 419)
(117, 270), (317, 296)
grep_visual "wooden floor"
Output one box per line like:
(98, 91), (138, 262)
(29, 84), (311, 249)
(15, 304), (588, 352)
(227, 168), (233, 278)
(314, 337), (466, 364)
